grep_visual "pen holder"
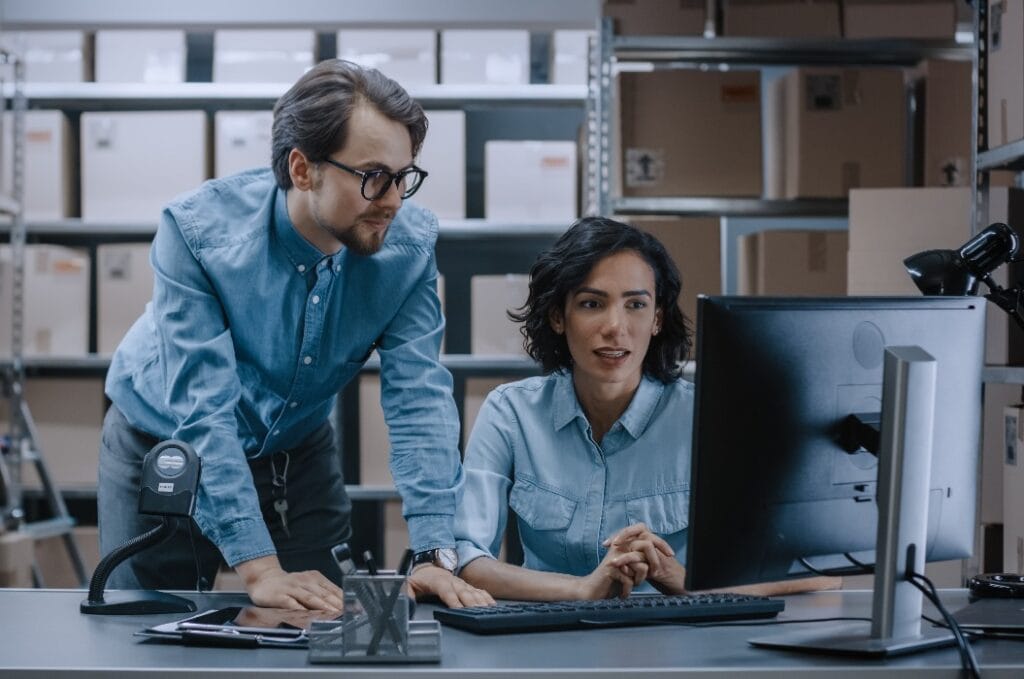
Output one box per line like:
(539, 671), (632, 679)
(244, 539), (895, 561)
(308, 571), (441, 664)
(343, 573), (410, 657)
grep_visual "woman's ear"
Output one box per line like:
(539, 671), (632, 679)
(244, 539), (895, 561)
(549, 308), (564, 335)
(653, 307), (664, 336)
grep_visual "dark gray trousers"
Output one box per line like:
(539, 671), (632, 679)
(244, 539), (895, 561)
(97, 405), (351, 590)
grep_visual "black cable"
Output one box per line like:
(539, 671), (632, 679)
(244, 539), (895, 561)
(186, 519), (207, 592)
(908, 570), (981, 679)
(843, 553), (874, 574)
(797, 556), (870, 577)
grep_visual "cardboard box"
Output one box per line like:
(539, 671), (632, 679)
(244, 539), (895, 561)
(94, 30), (186, 83)
(847, 187), (971, 294)
(6, 378), (107, 490)
(440, 30), (529, 85)
(843, 0), (957, 39)
(97, 243), (154, 354)
(0, 31), (89, 82)
(618, 69), (762, 198)
(988, 0), (1024, 148)
(723, 0), (841, 37)
(552, 30), (593, 85)
(626, 217), (723, 330)
(0, 245), (90, 356)
(358, 375), (390, 486)
(737, 229), (847, 295)
(337, 30), (436, 86)
(1003, 403), (1024, 574)
(414, 111), (465, 219)
(981, 384), (1018, 526)
(484, 141), (577, 221)
(214, 110), (273, 178)
(922, 59), (973, 187)
(34, 526), (100, 588)
(81, 111), (208, 223)
(773, 68), (906, 199)
(0, 532), (34, 587)
(471, 275), (530, 356)
(602, 0), (706, 36)
(985, 187), (1024, 365)
(213, 30), (315, 83)
(1, 110), (73, 221)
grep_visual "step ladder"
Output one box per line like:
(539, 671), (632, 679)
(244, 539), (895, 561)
(0, 48), (86, 587)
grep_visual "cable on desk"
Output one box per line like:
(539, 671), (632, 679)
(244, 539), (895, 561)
(908, 569), (980, 679)
(797, 557), (871, 578)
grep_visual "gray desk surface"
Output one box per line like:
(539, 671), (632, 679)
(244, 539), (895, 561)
(0, 588), (1022, 678)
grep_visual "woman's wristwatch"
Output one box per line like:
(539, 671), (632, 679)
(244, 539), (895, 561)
(411, 547), (458, 573)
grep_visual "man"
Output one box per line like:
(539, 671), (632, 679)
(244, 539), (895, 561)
(98, 59), (493, 610)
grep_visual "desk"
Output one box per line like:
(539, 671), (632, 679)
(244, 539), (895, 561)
(0, 588), (1021, 677)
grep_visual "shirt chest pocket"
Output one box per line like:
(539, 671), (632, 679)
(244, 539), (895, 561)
(509, 479), (578, 567)
(625, 490), (690, 537)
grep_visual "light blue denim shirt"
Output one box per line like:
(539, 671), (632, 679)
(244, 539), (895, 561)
(455, 371), (693, 582)
(106, 168), (462, 567)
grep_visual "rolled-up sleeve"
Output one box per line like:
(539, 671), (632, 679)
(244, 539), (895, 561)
(455, 389), (516, 570)
(151, 207), (275, 566)
(377, 250), (463, 553)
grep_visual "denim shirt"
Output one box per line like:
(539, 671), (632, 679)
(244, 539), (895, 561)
(106, 168), (463, 566)
(454, 371), (693, 582)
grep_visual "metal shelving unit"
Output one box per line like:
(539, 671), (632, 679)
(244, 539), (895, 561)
(586, 18), (974, 220)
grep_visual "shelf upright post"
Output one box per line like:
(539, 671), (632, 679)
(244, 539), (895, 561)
(585, 17), (614, 217)
(0, 49), (86, 586)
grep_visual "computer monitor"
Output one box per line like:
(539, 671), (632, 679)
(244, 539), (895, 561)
(686, 296), (985, 592)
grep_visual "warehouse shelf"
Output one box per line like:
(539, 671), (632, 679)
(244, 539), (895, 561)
(0, 0), (599, 31)
(611, 36), (972, 66)
(3, 82), (587, 109)
(982, 365), (1024, 385)
(611, 197), (848, 218)
(0, 219), (571, 240)
(977, 139), (1024, 172)
(24, 484), (401, 502)
(1, 353), (543, 378)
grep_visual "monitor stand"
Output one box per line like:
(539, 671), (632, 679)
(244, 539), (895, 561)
(750, 345), (956, 657)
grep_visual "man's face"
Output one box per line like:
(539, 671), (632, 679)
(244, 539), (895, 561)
(308, 103), (413, 256)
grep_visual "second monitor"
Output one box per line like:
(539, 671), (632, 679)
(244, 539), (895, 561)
(686, 296), (985, 591)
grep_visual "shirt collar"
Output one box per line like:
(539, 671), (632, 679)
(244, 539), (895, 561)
(273, 187), (330, 273)
(551, 370), (665, 441)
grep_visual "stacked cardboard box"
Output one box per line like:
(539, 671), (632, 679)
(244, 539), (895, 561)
(723, 0), (841, 37)
(213, 30), (315, 83)
(485, 141), (577, 221)
(1003, 404), (1024, 574)
(1, 111), (73, 221)
(738, 229), (848, 296)
(94, 30), (186, 83)
(0, 31), (89, 82)
(766, 68), (906, 199)
(337, 30), (437, 86)
(97, 243), (154, 354)
(847, 188), (971, 295)
(0, 531), (34, 587)
(602, 0), (706, 35)
(214, 111), (273, 178)
(989, 0), (1024, 148)
(441, 31), (529, 85)
(618, 70), (762, 198)
(415, 111), (466, 220)
(921, 59), (973, 187)
(843, 0), (957, 39)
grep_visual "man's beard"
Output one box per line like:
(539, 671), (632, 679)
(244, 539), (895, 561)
(313, 209), (392, 256)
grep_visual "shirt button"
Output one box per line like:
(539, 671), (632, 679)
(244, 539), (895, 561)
(290, 402), (298, 408)
(334, 265), (341, 272)
(297, 264), (306, 273)
(312, 295), (320, 304)
(303, 356), (313, 365)
(273, 430), (281, 436)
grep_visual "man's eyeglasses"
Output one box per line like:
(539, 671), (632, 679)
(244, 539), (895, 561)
(324, 158), (428, 202)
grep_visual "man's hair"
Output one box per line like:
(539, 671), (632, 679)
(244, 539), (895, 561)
(509, 216), (692, 383)
(271, 59), (428, 190)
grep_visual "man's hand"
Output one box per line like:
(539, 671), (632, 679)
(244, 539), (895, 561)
(236, 555), (344, 611)
(407, 565), (496, 608)
(603, 523), (686, 595)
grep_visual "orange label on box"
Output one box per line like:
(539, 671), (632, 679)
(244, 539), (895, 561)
(541, 156), (570, 168)
(721, 84), (758, 104)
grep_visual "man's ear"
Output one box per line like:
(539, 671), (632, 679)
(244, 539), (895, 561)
(288, 148), (315, 191)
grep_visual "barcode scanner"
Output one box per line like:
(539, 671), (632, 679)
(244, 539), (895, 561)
(81, 440), (201, 615)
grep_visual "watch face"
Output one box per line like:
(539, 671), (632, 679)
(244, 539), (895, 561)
(436, 547), (458, 572)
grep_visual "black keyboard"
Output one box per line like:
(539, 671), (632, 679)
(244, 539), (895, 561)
(433, 592), (784, 634)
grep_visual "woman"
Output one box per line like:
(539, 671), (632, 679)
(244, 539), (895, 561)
(454, 216), (835, 601)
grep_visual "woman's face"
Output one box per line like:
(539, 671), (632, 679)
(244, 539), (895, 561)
(551, 250), (663, 391)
